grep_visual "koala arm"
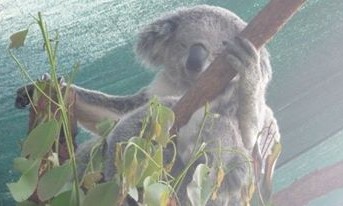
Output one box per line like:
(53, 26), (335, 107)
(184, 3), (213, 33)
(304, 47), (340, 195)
(225, 37), (267, 150)
(16, 83), (150, 135)
(68, 85), (151, 134)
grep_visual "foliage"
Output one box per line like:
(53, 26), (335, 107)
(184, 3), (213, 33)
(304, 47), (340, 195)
(7, 12), (82, 205)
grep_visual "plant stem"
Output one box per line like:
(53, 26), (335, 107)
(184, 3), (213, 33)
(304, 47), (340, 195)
(37, 12), (80, 205)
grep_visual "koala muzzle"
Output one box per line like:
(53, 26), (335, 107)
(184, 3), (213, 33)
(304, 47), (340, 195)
(185, 43), (209, 73)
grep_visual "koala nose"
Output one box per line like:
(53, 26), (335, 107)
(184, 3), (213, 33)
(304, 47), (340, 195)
(186, 43), (209, 73)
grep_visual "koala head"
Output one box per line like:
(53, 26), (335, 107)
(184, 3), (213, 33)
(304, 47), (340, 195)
(135, 5), (247, 85)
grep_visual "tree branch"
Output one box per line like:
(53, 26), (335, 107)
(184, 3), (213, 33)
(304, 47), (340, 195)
(171, 0), (307, 133)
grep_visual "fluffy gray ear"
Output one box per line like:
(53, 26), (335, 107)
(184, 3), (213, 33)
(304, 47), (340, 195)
(135, 18), (178, 69)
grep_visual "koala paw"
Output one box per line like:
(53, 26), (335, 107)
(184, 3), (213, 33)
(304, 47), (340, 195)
(224, 37), (262, 84)
(15, 73), (65, 109)
(15, 84), (35, 109)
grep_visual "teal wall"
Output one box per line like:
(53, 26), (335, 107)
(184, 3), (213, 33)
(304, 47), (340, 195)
(1, 0), (343, 205)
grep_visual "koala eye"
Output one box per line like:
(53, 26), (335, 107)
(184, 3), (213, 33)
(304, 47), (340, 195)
(185, 43), (209, 73)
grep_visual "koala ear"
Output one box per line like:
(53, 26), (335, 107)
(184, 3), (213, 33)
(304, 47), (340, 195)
(135, 18), (178, 69)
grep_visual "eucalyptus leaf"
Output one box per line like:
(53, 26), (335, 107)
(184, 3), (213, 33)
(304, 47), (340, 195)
(123, 137), (150, 187)
(37, 162), (72, 201)
(82, 138), (106, 178)
(155, 104), (174, 147)
(82, 181), (120, 206)
(128, 187), (139, 202)
(186, 164), (213, 206)
(95, 118), (116, 137)
(51, 190), (76, 206)
(81, 171), (103, 190)
(13, 157), (36, 173)
(139, 146), (163, 186)
(7, 159), (40, 202)
(16, 200), (39, 206)
(22, 119), (60, 159)
(9, 29), (29, 49)
(146, 99), (174, 147)
(144, 182), (171, 206)
(123, 144), (139, 187)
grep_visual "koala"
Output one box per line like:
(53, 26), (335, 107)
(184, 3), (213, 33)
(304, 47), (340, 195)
(101, 5), (280, 206)
(15, 5), (280, 206)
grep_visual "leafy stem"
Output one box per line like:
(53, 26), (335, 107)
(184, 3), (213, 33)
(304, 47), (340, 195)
(36, 12), (80, 205)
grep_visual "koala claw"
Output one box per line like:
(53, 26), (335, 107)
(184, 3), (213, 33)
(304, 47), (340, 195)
(41, 73), (65, 84)
(41, 73), (51, 81)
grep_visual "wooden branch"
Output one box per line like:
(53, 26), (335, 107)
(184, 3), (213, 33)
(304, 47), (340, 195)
(171, 0), (307, 133)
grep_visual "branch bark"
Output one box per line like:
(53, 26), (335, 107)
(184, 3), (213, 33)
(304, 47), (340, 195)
(171, 0), (307, 133)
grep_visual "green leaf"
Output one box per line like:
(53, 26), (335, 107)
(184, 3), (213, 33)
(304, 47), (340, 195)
(155, 104), (174, 147)
(186, 164), (214, 206)
(143, 174), (159, 189)
(123, 144), (139, 187)
(13, 157), (36, 173)
(16, 200), (39, 206)
(37, 162), (72, 201)
(82, 181), (120, 206)
(139, 146), (163, 186)
(145, 99), (174, 147)
(51, 190), (76, 206)
(144, 182), (171, 206)
(123, 137), (150, 187)
(7, 159), (40, 202)
(81, 171), (103, 191)
(9, 29), (29, 49)
(22, 119), (60, 159)
(95, 118), (116, 137)
(128, 187), (139, 202)
(81, 137), (106, 180)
